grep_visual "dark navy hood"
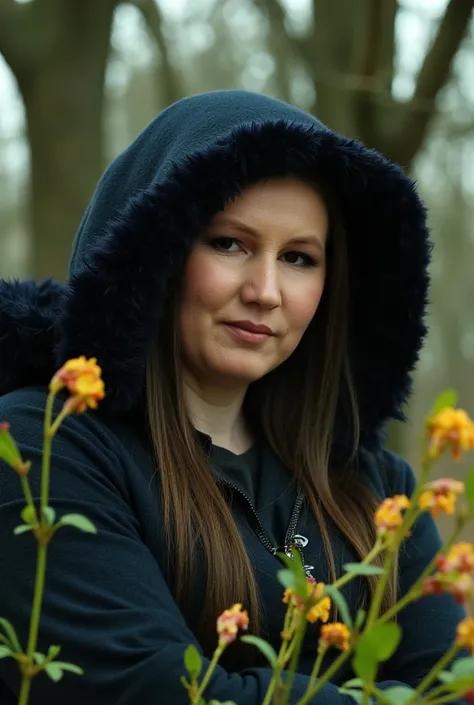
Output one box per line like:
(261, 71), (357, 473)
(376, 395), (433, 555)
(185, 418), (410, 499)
(0, 89), (430, 451)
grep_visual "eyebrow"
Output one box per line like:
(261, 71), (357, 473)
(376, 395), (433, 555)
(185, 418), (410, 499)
(208, 217), (325, 250)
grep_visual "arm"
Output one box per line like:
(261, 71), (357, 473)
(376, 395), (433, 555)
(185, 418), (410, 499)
(0, 390), (356, 705)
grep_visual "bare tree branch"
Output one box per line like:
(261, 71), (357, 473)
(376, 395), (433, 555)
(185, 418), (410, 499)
(396, 0), (474, 166)
(128, 0), (182, 107)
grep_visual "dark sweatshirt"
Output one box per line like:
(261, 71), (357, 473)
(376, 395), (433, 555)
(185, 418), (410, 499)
(0, 90), (461, 704)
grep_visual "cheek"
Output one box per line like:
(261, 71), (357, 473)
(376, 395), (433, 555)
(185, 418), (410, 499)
(285, 278), (325, 332)
(180, 250), (236, 314)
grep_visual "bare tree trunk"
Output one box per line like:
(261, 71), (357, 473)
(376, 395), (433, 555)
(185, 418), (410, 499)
(0, 0), (119, 281)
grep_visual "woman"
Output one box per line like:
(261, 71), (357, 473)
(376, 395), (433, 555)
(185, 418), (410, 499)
(0, 90), (464, 704)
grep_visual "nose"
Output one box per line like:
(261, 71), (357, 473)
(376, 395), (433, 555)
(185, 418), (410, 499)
(240, 255), (282, 309)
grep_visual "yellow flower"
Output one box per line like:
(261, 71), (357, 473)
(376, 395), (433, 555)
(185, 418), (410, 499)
(418, 478), (465, 519)
(319, 622), (351, 652)
(436, 543), (474, 574)
(283, 579), (331, 624)
(216, 603), (249, 646)
(427, 407), (474, 461)
(50, 357), (105, 413)
(457, 617), (474, 654)
(374, 495), (411, 538)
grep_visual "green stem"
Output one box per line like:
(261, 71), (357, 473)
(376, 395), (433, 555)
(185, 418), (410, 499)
(308, 648), (326, 691)
(261, 605), (295, 705)
(280, 621), (306, 705)
(41, 392), (55, 510)
(20, 476), (38, 524)
(18, 674), (32, 705)
(407, 643), (460, 704)
(365, 550), (394, 630)
(295, 649), (352, 705)
(192, 645), (223, 704)
(331, 539), (384, 594)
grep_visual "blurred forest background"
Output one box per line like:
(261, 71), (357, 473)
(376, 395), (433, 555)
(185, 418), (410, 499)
(0, 0), (473, 497)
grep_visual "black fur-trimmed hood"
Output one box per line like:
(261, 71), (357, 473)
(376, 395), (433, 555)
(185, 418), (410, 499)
(0, 90), (430, 451)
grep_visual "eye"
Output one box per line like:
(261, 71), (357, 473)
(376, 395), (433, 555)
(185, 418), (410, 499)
(282, 251), (318, 268)
(208, 237), (242, 253)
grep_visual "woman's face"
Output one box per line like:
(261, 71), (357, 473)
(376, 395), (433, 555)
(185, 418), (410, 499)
(178, 177), (328, 389)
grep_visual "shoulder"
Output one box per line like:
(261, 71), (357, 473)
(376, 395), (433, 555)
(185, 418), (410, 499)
(356, 446), (418, 500)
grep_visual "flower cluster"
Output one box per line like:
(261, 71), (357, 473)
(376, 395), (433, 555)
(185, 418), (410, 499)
(216, 603), (249, 646)
(374, 495), (411, 543)
(283, 578), (331, 624)
(418, 478), (465, 518)
(427, 407), (474, 461)
(423, 542), (474, 603)
(50, 356), (105, 413)
(318, 622), (351, 653)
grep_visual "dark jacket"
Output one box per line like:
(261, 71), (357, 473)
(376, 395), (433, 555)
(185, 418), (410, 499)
(0, 90), (464, 704)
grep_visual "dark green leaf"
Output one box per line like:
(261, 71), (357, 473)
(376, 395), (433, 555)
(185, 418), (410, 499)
(184, 644), (202, 680)
(21, 506), (37, 525)
(0, 618), (22, 652)
(58, 514), (97, 534)
(432, 390), (458, 415)
(240, 636), (278, 667)
(344, 563), (385, 576)
(338, 688), (364, 704)
(41, 506), (56, 526)
(0, 646), (12, 659)
(277, 569), (296, 590)
(380, 686), (416, 705)
(465, 469), (474, 512)
(13, 524), (34, 536)
(323, 586), (353, 628)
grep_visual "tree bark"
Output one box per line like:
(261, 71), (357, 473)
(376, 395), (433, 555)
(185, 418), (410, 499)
(0, 0), (118, 281)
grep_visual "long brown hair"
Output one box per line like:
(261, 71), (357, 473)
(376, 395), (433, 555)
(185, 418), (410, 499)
(145, 181), (398, 659)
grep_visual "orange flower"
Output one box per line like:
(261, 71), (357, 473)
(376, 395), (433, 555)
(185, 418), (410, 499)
(456, 617), (474, 654)
(436, 543), (474, 574)
(216, 603), (249, 646)
(50, 357), (105, 413)
(418, 478), (465, 518)
(319, 623), (351, 652)
(283, 579), (331, 624)
(423, 572), (474, 604)
(374, 495), (411, 539)
(427, 407), (474, 461)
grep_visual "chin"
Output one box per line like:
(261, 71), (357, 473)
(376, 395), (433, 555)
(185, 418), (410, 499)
(210, 357), (274, 385)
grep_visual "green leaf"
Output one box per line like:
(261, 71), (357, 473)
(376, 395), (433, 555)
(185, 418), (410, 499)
(341, 679), (364, 689)
(180, 675), (190, 690)
(353, 623), (402, 682)
(432, 389), (458, 415)
(452, 657), (474, 679)
(276, 548), (307, 596)
(47, 645), (61, 660)
(277, 569), (296, 590)
(465, 469), (474, 511)
(45, 661), (83, 682)
(323, 586), (353, 628)
(380, 686), (416, 705)
(0, 426), (23, 470)
(21, 506), (37, 525)
(53, 662), (83, 675)
(355, 609), (366, 630)
(0, 646), (12, 659)
(58, 514), (97, 534)
(438, 670), (455, 684)
(42, 506), (56, 526)
(33, 652), (46, 665)
(0, 618), (22, 652)
(344, 563), (385, 576)
(240, 636), (278, 667)
(338, 688), (364, 704)
(184, 645), (202, 680)
(13, 524), (34, 536)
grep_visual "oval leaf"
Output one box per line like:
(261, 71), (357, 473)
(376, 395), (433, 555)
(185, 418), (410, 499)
(0, 617), (22, 652)
(344, 563), (385, 576)
(432, 389), (458, 415)
(184, 645), (202, 680)
(13, 524), (34, 536)
(341, 679), (364, 689)
(21, 506), (37, 525)
(45, 663), (64, 682)
(452, 657), (474, 679)
(323, 586), (353, 628)
(0, 646), (12, 659)
(240, 636), (278, 667)
(0, 427), (23, 470)
(42, 506), (56, 526)
(58, 514), (97, 534)
(47, 645), (61, 660)
(438, 670), (455, 684)
(465, 469), (474, 512)
(381, 686), (416, 705)
(353, 623), (402, 682)
(277, 569), (296, 590)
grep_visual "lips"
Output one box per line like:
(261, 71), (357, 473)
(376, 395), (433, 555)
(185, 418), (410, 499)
(225, 320), (274, 335)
